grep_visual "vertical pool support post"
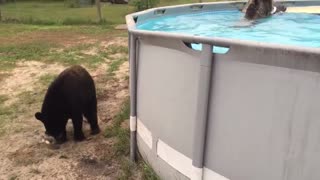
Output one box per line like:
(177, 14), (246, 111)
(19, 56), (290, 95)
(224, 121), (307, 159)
(129, 33), (137, 162)
(191, 44), (213, 180)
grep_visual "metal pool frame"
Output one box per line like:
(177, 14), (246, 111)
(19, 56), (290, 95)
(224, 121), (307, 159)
(126, 1), (320, 180)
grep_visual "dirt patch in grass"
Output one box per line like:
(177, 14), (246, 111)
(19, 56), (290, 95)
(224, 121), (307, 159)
(0, 72), (11, 82)
(0, 61), (64, 106)
(100, 37), (128, 49)
(0, 30), (96, 48)
(0, 26), (127, 49)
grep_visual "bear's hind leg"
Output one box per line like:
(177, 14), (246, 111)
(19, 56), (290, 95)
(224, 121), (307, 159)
(72, 115), (85, 141)
(84, 99), (100, 135)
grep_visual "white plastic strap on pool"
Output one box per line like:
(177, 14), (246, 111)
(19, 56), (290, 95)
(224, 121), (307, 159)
(156, 139), (230, 180)
(157, 139), (193, 178)
(130, 116), (137, 131)
(191, 166), (203, 180)
(137, 118), (153, 149)
(203, 168), (230, 180)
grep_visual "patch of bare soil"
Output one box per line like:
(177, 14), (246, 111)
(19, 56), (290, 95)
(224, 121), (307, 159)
(82, 47), (99, 56)
(0, 38), (132, 179)
(0, 61), (64, 106)
(100, 37), (128, 48)
(0, 72), (10, 82)
(0, 31), (99, 48)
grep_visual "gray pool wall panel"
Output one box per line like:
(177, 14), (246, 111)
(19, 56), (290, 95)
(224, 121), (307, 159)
(127, 1), (320, 180)
(137, 37), (199, 158)
(206, 51), (320, 180)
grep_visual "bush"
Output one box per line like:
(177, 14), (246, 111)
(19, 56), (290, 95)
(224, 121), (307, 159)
(130, 0), (159, 11)
(64, 0), (94, 8)
(65, 0), (80, 8)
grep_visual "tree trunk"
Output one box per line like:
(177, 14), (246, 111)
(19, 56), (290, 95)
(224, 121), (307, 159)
(96, 0), (102, 23)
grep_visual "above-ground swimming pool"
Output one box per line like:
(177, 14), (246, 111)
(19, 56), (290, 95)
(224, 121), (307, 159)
(126, 1), (320, 180)
(137, 10), (320, 52)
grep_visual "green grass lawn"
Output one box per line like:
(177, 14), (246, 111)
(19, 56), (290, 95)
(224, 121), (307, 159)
(0, 0), (233, 25)
(158, 0), (229, 6)
(1, 2), (134, 25)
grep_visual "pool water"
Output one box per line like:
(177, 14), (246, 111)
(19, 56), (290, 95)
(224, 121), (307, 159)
(137, 10), (320, 52)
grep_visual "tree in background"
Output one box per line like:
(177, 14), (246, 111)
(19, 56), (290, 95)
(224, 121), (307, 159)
(96, 0), (102, 23)
(0, 0), (3, 22)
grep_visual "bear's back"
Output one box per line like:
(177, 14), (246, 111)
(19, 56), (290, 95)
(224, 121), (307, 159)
(42, 65), (96, 113)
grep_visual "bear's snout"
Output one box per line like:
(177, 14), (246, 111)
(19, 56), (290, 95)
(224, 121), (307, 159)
(41, 134), (55, 144)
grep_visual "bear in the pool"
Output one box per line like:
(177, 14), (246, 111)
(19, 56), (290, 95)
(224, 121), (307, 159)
(243, 0), (286, 20)
(35, 65), (100, 144)
(233, 0), (286, 27)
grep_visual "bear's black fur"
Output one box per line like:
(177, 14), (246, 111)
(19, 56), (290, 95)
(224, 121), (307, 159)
(245, 0), (273, 20)
(35, 65), (100, 143)
(244, 0), (286, 20)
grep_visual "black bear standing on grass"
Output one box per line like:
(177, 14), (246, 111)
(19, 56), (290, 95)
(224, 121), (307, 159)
(35, 65), (100, 144)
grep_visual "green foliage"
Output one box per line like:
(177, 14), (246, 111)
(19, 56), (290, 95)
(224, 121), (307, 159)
(65, 0), (80, 8)
(141, 162), (160, 180)
(114, 126), (130, 156)
(103, 97), (160, 179)
(107, 57), (127, 76)
(106, 44), (128, 55)
(64, 0), (94, 8)
(0, 62), (15, 72)
(118, 157), (135, 180)
(130, 0), (159, 11)
(104, 98), (130, 138)
(39, 73), (57, 86)
(8, 174), (18, 180)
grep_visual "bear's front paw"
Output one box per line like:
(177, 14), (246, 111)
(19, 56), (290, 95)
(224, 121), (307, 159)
(91, 127), (100, 135)
(74, 133), (86, 141)
(55, 138), (67, 144)
(55, 133), (67, 144)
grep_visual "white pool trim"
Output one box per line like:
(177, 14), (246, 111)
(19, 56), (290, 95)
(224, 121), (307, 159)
(137, 118), (153, 149)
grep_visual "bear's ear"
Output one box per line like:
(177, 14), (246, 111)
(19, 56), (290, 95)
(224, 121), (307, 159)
(35, 112), (43, 121)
